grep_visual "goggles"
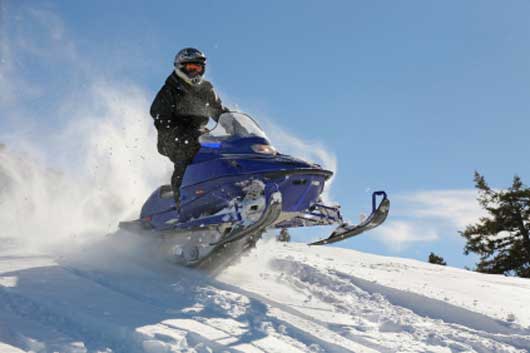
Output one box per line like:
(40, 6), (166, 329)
(183, 62), (205, 76)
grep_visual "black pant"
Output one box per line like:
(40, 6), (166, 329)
(157, 128), (201, 205)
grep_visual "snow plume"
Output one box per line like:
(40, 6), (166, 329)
(265, 121), (337, 174)
(0, 83), (168, 252)
(0, 4), (168, 252)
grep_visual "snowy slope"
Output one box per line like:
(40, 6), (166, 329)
(1, 234), (529, 353)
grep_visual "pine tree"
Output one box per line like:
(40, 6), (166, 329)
(277, 229), (291, 242)
(460, 172), (530, 278)
(428, 252), (447, 266)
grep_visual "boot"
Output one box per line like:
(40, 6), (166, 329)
(171, 162), (187, 210)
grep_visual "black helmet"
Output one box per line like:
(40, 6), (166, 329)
(174, 47), (206, 85)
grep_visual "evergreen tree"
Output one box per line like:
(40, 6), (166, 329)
(277, 229), (291, 242)
(428, 252), (447, 266)
(460, 172), (530, 278)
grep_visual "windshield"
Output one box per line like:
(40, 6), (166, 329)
(201, 112), (268, 141)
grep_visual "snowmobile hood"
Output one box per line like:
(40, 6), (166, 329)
(177, 112), (334, 191)
(184, 147), (332, 188)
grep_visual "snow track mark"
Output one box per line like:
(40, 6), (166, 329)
(266, 258), (530, 353)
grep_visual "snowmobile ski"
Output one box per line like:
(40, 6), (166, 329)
(309, 191), (390, 246)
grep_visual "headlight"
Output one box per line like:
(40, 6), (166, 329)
(251, 144), (277, 155)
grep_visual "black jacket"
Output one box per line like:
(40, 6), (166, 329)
(150, 72), (226, 132)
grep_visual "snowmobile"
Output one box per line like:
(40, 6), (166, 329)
(120, 112), (390, 269)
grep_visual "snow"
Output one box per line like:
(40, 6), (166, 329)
(1, 236), (529, 353)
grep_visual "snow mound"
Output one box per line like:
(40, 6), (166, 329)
(1, 237), (529, 353)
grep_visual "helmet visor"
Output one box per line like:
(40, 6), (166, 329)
(182, 62), (205, 77)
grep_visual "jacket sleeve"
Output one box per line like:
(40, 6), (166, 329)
(208, 85), (228, 122)
(150, 84), (176, 130)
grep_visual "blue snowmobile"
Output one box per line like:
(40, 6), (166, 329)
(120, 112), (389, 268)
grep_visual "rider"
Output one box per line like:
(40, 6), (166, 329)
(150, 48), (227, 207)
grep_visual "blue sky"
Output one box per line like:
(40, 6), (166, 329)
(1, 1), (529, 268)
